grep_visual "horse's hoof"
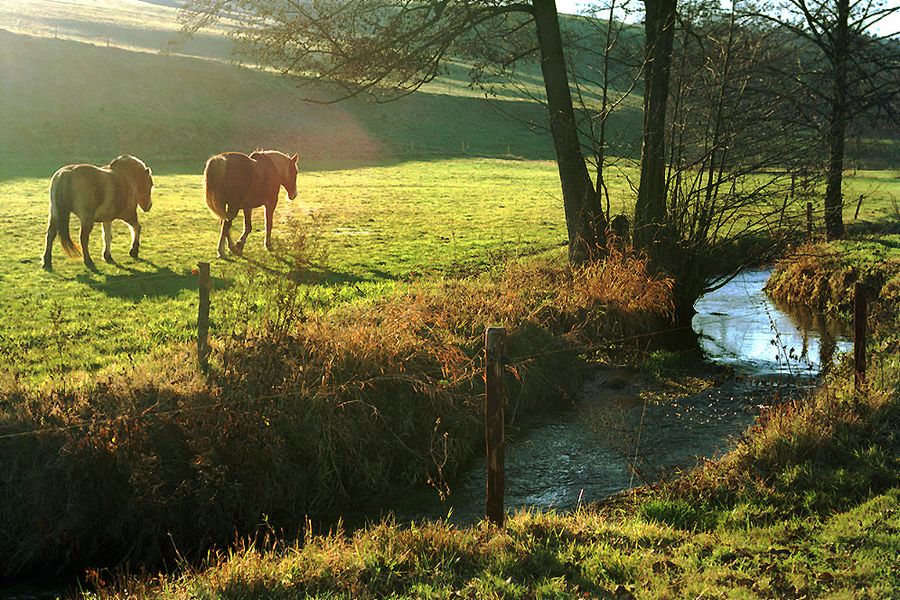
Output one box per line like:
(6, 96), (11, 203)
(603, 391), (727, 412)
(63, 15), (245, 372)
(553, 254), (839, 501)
(264, 242), (273, 251)
(84, 260), (97, 271)
(129, 248), (139, 259)
(217, 250), (227, 260)
(41, 259), (52, 271)
(103, 252), (114, 264)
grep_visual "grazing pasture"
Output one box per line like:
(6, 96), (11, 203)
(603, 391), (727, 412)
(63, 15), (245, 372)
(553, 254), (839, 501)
(0, 19), (895, 381)
(2, 160), (896, 382)
(0, 159), (576, 380)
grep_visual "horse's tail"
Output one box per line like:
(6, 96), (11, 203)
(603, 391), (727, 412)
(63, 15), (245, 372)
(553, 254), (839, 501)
(51, 170), (81, 257)
(204, 155), (228, 220)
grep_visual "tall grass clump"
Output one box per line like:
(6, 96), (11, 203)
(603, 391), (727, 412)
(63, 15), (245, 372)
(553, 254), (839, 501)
(765, 236), (900, 315)
(0, 248), (672, 577)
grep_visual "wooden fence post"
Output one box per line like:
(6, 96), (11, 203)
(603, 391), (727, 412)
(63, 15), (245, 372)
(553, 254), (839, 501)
(197, 261), (211, 370)
(806, 201), (813, 241)
(854, 282), (866, 389)
(485, 326), (506, 527)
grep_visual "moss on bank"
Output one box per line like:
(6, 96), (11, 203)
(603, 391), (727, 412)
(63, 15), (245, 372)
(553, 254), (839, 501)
(765, 234), (900, 316)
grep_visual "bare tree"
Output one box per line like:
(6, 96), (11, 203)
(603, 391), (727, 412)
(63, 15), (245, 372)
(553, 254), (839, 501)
(634, 0), (678, 262)
(750, 0), (900, 239)
(569, 1), (645, 220)
(620, 0), (822, 323)
(182, 0), (609, 262)
(661, 1), (820, 323)
(460, 2), (646, 221)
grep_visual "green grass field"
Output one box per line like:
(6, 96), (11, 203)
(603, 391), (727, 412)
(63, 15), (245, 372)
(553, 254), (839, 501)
(0, 159), (574, 381)
(3, 160), (896, 382)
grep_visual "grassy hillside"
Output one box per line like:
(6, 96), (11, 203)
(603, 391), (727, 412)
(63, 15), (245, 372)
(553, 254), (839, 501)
(0, 29), (603, 178)
(0, 0), (645, 105)
(0, 0), (651, 179)
(0, 0), (235, 61)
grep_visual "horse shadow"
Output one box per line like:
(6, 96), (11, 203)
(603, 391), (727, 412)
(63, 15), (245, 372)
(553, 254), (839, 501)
(75, 262), (220, 301)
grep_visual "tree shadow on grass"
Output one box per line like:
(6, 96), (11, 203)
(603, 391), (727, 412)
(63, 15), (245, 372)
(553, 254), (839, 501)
(246, 252), (395, 286)
(845, 217), (900, 236)
(869, 236), (900, 250)
(288, 265), (396, 285)
(74, 264), (230, 301)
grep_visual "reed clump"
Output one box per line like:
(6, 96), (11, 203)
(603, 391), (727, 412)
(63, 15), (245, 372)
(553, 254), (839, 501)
(0, 248), (672, 577)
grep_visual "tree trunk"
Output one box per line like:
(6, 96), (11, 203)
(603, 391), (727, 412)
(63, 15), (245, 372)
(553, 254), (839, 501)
(532, 0), (606, 263)
(824, 0), (849, 240)
(634, 0), (677, 262)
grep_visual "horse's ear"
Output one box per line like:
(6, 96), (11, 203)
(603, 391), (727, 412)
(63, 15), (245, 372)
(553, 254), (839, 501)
(145, 167), (152, 175)
(291, 153), (298, 164)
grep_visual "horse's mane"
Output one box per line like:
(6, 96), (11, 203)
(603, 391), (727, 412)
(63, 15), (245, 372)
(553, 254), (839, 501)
(109, 155), (150, 173)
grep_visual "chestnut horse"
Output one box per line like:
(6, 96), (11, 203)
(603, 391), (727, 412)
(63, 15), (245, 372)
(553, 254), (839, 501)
(204, 150), (298, 258)
(42, 155), (154, 271)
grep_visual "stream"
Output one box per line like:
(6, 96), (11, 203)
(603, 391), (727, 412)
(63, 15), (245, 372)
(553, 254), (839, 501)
(0, 269), (852, 598)
(372, 268), (852, 525)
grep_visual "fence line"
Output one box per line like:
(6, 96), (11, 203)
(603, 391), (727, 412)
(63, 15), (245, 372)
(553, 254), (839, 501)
(0, 309), (786, 443)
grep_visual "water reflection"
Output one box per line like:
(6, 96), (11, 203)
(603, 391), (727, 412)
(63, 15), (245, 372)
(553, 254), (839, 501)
(693, 269), (852, 375)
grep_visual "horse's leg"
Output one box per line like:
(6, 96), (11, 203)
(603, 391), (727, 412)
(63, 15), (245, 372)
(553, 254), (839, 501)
(221, 203), (241, 256)
(236, 208), (252, 254)
(80, 218), (96, 270)
(42, 215), (58, 271)
(102, 221), (114, 263)
(264, 203), (275, 251)
(217, 219), (229, 259)
(126, 217), (141, 259)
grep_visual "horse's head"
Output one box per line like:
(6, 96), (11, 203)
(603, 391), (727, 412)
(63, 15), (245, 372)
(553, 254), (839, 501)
(111, 155), (153, 211)
(139, 167), (154, 212)
(276, 152), (299, 200)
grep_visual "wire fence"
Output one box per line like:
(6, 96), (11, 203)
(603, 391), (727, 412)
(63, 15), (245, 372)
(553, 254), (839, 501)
(0, 306), (790, 443)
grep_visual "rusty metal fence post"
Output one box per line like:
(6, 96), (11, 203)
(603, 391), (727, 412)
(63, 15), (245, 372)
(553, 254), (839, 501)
(854, 282), (867, 389)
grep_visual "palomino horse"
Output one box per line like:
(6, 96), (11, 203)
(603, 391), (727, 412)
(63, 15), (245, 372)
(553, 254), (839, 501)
(203, 150), (298, 258)
(42, 155), (154, 271)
